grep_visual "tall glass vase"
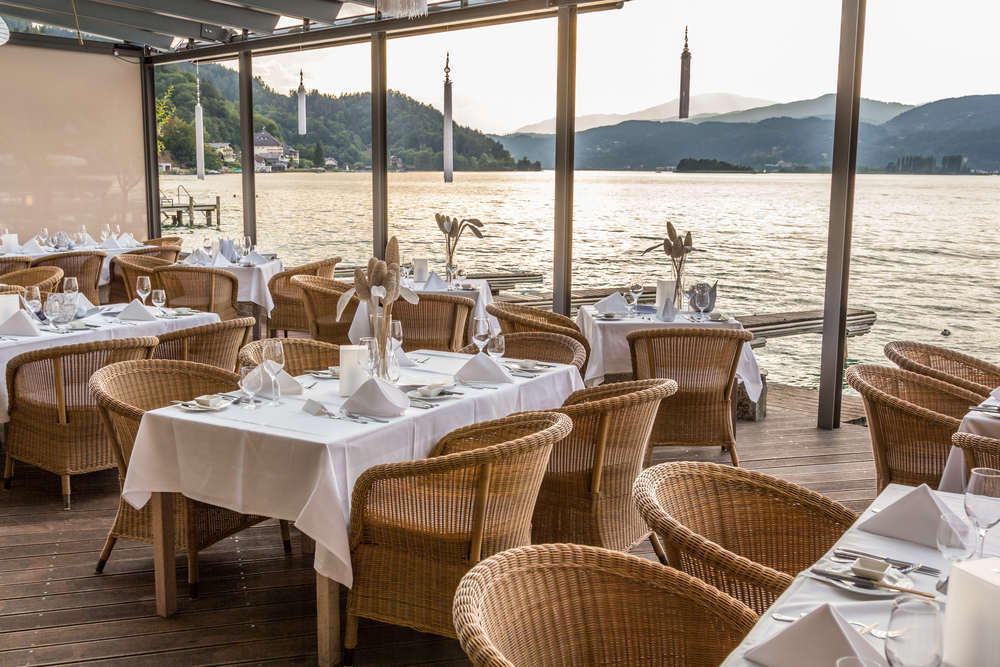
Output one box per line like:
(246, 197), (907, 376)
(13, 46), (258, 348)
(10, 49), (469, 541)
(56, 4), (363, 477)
(671, 262), (685, 311)
(445, 247), (458, 284)
(372, 312), (391, 380)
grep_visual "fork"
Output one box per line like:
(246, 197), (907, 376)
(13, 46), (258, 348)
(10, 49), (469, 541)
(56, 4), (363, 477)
(327, 413), (367, 424)
(344, 411), (388, 423)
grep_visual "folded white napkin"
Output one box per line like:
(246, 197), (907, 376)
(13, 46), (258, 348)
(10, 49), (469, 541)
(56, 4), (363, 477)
(656, 296), (677, 322)
(20, 238), (43, 254)
(302, 398), (333, 417)
(101, 235), (122, 249)
(858, 483), (961, 548)
(593, 292), (628, 313)
(744, 604), (885, 667)
(79, 233), (98, 246)
(118, 299), (156, 321)
(392, 339), (417, 367)
(0, 310), (42, 336)
(991, 386), (1000, 401)
(342, 377), (409, 416)
(1, 234), (19, 253)
(423, 272), (448, 290)
(118, 232), (137, 248)
(253, 365), (304, 399)
(455, 354), (515, 384)
(212, 252), (232, 268)
(187, 248), (210, 265)
(245, 250), (268, 265)
(76, 293), (97, 311)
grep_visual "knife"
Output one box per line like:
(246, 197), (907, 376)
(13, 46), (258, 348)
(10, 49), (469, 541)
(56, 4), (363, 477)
(810, 569), (935, 598)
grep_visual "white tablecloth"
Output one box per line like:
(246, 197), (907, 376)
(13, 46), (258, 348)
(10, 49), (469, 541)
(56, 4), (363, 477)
(576, 306), (763, 401)
(180, 258), (284, 315)
(121, 350), (584, 588)
(0, 307), (219, 422)
(939, 394), (1000, 493)
(10, 244), (152, 286)
(349, 278), (498, 344)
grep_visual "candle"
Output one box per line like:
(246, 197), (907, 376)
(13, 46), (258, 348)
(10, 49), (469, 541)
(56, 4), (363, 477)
(943, 556), (1000, 666)
(2, 233), (19, 253)
(655, 278), (676, 308)
(210, 239), (220, 258)
(413, 258), (429, 282)
(0, 294), (18, 324)
(339, 345), (368, 397)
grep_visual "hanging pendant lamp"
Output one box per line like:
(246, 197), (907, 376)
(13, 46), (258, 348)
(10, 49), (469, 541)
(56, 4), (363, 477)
(0, 17), (10, 46)
(297, 69), (307, 135)
(195, 62), (205, 180)
(377, 0), (428, 19)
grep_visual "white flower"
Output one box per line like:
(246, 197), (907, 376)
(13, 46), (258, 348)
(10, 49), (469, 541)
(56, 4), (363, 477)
(370, 286), (387, 299)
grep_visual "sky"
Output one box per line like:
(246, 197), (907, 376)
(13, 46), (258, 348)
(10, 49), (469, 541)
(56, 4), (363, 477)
(241, 0), (1000, 135)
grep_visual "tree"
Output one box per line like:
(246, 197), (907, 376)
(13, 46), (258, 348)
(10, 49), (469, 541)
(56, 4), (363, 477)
(162, 118), (195, 164)
(313, 141), (324, 167)
(204, 146), (223, 171)
(155, 86), (176, 155)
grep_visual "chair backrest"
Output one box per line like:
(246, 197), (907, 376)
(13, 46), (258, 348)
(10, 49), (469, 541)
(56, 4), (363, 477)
(239, 338), (340, 377)
(290, 274), (358, 345)
(453, 543), (758, 667)
(267, 257), (342, 333)
(151, 317), (255, 372)
(152, 265), (239, 321)
(0, 256), (32, 275)
(846, 364), (983, 492)
(150, 245), (182, 263)
(145, 236), (183, 247)
(113, 254), (170, 302)
(885, 341), (1000, 398)
(30, 251), (107, 305)
(486, 302), (590, 373)
(3, 266), (64, 293)
(391, 293), (475, 352)
(109, 248), (163, 303)
(953, 432), (1000, 476)
(90, 359), (239, 472)
(0, 285), (26, 298)
(633, 461), (857, 615)
(458, 331), (587, 372)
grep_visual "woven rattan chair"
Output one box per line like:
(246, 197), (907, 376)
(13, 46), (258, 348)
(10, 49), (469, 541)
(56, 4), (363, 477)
(391, 293), (475, 352)
(113, 254), (169, 303)
(266, 257), (341, 337)
(3, 337), (159, 509)
(527, 380), (678, 555)
(145, 236), (183, 247)
(885, 341), (1000, 399)
(486, 302), (591, 375)
(3, 266), (64, 294)
(89, 359), (291, 598)
(0, 285), (26, 297)
(627, 328), (753, 467)
(239, 338), (340, 377)
(846, 364), (982, 492)
(31, 250), (107, 305)
(151, 318), (255, 372)
(458, 332), (587, 373)
(0, 255), (32, 275)
(453, 543), (758, 667)
(343, 412), (573, 663)
(150, 245), (182, 263)
(291, 275), (359, 346)
(953, 432), (1000, 476)
(108, 247), (163, 304)
(633, 461), (857, 615)
(153, 265), (239, 321)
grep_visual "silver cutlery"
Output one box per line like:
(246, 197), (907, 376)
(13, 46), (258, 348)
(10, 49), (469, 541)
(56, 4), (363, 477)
(303, 381), (317, 389)
(328, 413), (367, 424)
(457, 381), (498, 390)
(343, 411), (388, 423)
(412, 357), (429, 363)
(969, 405), (1000, 414)
(408, 401), (433, 409)
(810, 568), (936, 598)
(834, 549), (940, 576)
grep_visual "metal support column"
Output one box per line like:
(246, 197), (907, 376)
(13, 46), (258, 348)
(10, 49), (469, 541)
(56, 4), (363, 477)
(371, 32), (388, 260)
(140, 52), (161, 240)
(239, 50), (257, 245)
(818, 0), (867, 429)
(552, 5), (577, 316)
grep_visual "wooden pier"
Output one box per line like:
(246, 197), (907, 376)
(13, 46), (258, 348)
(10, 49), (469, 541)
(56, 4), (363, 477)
(160, 187), (221, 228)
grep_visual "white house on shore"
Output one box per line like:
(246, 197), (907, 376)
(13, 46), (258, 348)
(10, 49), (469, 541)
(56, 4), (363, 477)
(253, 129), (298, 169)
(207, 142), (236, 162)
(325, 157), (338, 168)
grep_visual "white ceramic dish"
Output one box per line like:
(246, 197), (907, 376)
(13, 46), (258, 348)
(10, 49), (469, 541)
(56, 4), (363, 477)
(851, 557), (892, 580)
(406, 390), (451, 401)
(818, 562), (912, 597)
(175, 402), (227, 412)
(195, 394), (226, 408)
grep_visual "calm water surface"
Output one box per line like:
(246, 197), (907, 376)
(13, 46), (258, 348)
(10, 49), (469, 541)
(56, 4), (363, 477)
(160, 171), (1000, 389)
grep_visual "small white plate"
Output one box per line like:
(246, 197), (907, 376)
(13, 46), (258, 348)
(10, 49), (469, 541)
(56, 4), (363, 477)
(816, 562), (913, 597)
(309, 371), (339, 379)
(506, 363), (553, 373)
(170, 310), (201, 316)
(406, 390), (452, 401)
(175, 401), (228, 412)
(64, 322), (90, 330)
(596, 315), (624, 321)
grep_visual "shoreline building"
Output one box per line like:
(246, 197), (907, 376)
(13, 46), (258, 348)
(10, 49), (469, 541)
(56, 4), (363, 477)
(679, 27), (691, 119)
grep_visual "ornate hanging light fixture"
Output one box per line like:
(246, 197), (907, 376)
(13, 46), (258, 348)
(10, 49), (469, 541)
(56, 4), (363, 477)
(0, 17), (10, 47)
(377, 0), (428, 19)
(297, 69), (307, 135)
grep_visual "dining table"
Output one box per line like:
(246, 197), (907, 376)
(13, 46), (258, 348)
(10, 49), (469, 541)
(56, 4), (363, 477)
(938, 392), (1000, 493)
(8, 243), (153, 287)
(177, 256), (284, 339)
(120, 350), (584, 665)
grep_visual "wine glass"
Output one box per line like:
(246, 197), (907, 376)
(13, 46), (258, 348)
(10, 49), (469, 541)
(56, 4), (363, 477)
(38, 227), (48, 245)
(63, 277), (78, 296)
(239, 367), (262, 410)
(261, 339), (285, 407)
(151, 289), (166, 316)
(628, 278), (644, 317)
(359, 337), (378, 380)
(24, 286), (41, 318)
(964, 467), (1000, 558)
(487, 334), (505, 361)
(203, 236), (212, 256)
(472, 317), (491, 353)
(389, 320), (403, 358)
(693, 290), (711, 320)
(885, 596), (942, 667)
(76, 225), (87, 245)
(400, 256), (412, 287)
(244, 236), (253, 252)
(111, 224), (121, 238)
(136, 276), (151, 306)
(101, 223), (111, 242)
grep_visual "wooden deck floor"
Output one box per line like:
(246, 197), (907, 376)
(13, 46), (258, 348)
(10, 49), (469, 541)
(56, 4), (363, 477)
(0, 386), (874, 667)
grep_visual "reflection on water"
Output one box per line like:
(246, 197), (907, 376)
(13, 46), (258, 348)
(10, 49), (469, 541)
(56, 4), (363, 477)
(160, 171), (1000, 389)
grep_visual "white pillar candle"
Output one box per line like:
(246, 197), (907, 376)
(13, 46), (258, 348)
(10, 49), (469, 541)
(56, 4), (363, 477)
(413, 258), (429, 282)
(655, 278), (676, 308)
(0, 294), (19, 324)
(2, 233), (19, 253)
(339, 345), (368, 397)
(210, 239), (220, 258)
(943, 557), (1000, 666)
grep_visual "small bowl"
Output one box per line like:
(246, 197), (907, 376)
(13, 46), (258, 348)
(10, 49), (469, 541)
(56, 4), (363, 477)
(850, 557), (891, 581)
(600, 311), (617, 319)
(461, 282), (475, 290)
(514, 359), (538, 370)
(173, 307), (192, 314)
(328, 366), (340, 376)
(417, 385), (444, 398)
(194, 394), (225, 408)
(709, 310), (723, 321)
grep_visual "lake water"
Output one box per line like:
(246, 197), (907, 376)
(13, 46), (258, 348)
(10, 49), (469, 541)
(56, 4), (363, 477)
(159, 171), (1000, 390)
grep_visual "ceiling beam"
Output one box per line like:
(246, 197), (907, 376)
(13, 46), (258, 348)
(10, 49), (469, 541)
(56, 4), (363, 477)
(221, 0), (343, 23)
(92, 0), (280, 34)
(3, 0), (219, 41)
(0, 3), (176, 49)
(6, 29), (145, 54)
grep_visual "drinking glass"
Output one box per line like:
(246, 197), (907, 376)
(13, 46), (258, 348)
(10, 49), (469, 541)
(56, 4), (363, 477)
(472, 317), (491, 352)
(101, 223), (111, 242)
(203, 236), (212, 255)
(244, 236), (253, 252)
(151, 289), (166, 315)
(964, 467), (1000, 558)
(77, 225), (87, 244)
(136, 276), (151, 305)
(487, 334), (505, 361)
(885, 596), (942, 667)
(937, 513), (977, 563)
(694, 291), (711, 320)
(359, 337), (378, 380)
(63, 277), (78, 295)
(24, 286), (41, 317)
(400, 256), (412, 287)
(389, 320), (403, 356)
(628, 278), (644, 317)
(261, 339), (285, 407)
(38, 227), (48, 245)
(111, 224), (121, 237)
(239, 367), (262, 410)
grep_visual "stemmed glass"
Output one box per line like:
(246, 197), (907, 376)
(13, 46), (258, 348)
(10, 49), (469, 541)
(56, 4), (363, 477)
(77, 225), (87, 245)
(24, 286), (41, 319)
(63, 277), (79, 297)
(694, 290), (711, 321)
(884, 596), (942, 667)
(389, 320), (403, 355)
(38, 227), (48, 245)
(935, 512), (977, 592)
(359, 337), (378, 380)
(472, 317), (491, 353)
(964, 467), (1000, 558)
(261, 339), (285, 407)
(628, 278), (644, 317)
(487, 334), (505, 361)
(101, 224), (111, 242)
(151, 289), (166, 316)
(400, 256), (412, 287)
(239, 367), (262, 410)
(203, 236), (212, 257)
(136, 276), (151, 306)
(111, 224), (121, 238)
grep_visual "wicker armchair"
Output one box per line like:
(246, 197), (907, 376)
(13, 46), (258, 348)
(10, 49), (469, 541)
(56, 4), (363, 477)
(89, 359), (290, 599)
(486, 302), (590, 375)
(0, 285), (26, 297)
(885, 341), (1000, 399)
(527, 380), (678, 554)
(31, 250), (107, 305)
(453, 543), (758, 667)
(847, 364), (983, 492)
(266, 257), (341, 337)
(3, 266), (64, 294)
(113, 254), (169, 303)
(151, 318), (255, 372)
(627, 328), (753, 467)
(3, 337), (159, 509)
(150, 245), (182, 263)
(239, 338), (340, 377)
(0, 255), (32, 275)
(633, 461), (857, 615)
(108, 247), (163, 304)
(458, 332), (587, 373)
(145, 236), (182, 247)
(153, 265), (239, 321)
(953, 432), (1000, 477)
(391, 293), (475, 352)
(291, 275), (358, 346)
(344, 412), (573, 663)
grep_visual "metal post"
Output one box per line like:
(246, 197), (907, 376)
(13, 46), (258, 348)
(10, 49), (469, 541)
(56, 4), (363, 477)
(140, 53), (161, 240)
(239, 50), (257, 245)
(371, 32), (388, 260)
(552, 4), (577, 316)
(818, 0), (867, 429)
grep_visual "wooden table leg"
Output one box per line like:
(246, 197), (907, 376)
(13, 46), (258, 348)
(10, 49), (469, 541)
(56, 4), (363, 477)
(300, 533), (316, 555)
(316, 573), (342, 666)
(151, 492), (177, 617)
